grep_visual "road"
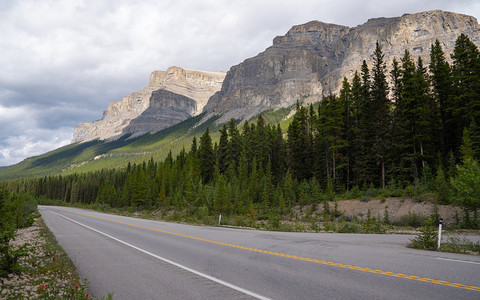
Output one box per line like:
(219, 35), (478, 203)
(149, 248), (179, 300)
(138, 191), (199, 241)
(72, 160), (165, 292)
(39, 206), (480, 299)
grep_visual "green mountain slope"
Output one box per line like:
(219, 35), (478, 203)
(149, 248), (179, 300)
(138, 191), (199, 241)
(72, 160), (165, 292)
(0, 107), (295, 180)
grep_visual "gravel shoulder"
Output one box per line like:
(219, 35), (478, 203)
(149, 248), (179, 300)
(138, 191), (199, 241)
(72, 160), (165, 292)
(1, 217), (82, 299)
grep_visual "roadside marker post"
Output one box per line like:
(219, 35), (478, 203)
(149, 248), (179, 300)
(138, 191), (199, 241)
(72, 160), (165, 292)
(219, 212), (222, 226)
(437, 218), (443, 250)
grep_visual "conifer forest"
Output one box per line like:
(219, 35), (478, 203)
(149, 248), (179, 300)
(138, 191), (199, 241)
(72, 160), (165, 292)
(4, 34), (480, 228)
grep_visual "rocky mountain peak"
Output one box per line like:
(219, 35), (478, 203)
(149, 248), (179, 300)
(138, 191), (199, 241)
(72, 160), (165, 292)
(72, 67), (225, 143)
(203, 10), (480, 122)
(273, 21), (349, 46)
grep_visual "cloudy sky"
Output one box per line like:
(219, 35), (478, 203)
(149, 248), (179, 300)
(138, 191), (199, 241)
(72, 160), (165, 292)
(0, 0), (479, 166)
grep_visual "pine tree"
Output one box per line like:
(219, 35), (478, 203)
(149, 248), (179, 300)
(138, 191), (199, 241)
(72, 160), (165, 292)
(452, 34), (480, 132)
(214, 174), (228, 214)
(261, 159), (274, 210)
(287, 104), (312, 180)
(190, 136), (198, 158)
(340, 77), (353, 190)
(370, 42), (391, 188)
(414, 57), (437, 170)
(198, 128), (215, 184)
(227, 119), (242, 171)
(430, 40), (456, 157)
(317, 95), (346, 186)
(400, 50), (419, 180)
(218, 124), (229, 174)
(353, 61), (374, 186)
(390, 57), (410, 185)
(253, 115), (269, 169)
(283, 170), (296, 209)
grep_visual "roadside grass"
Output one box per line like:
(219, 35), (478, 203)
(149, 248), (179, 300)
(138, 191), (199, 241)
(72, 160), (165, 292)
(409, 235), (480, 255)
(440, 237), (480, 255)
(0, 217), (113, 299)
(38, 197), (479, 256)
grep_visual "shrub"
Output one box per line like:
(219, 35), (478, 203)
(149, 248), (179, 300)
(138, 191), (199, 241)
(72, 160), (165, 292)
(337, 222), (361, 233)
(440, 237), (480, 255)
(450, 159), (480, 227)
(409, 217), (437, 250)
(394, 211), (425, 227)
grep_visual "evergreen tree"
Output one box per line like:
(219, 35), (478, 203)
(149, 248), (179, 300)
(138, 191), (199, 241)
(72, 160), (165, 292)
(430, 40), (456, 157)
(227, 119), (242, 170)
(218, 124), (229, 174)
(214, 174), (228, 214)
(317, 95), (346, 187)
(261, 159), (275, 210)
(414, 57), (437, 170)
(452, 33), (480, 133)
(370, 42), (391, 188)
(390, 57), (411, 185)
(340, 77), (354, 190)
(287, 104), (312, 180)
(353, 61), (374, 186)
(198, 128), (215, 183)
(190, 136), (198, 158)
(399, 50), (420, 180)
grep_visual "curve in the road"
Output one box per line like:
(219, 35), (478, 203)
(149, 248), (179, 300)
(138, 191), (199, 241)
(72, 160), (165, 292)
(51, 211), (269, 300)
(58, 208), (480, 293)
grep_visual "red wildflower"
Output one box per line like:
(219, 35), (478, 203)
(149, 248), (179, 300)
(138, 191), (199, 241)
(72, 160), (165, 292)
(75, 284), (79, 292)
(85, 293), (90, 298)
(52, 256), (55, 262)
(38, 284), (48, 292)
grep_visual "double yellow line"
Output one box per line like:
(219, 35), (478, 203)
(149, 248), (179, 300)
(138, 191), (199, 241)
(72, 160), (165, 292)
(60, 208), (480, 292)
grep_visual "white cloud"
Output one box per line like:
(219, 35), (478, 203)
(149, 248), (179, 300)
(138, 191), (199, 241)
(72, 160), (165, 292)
(0, 127), (72, 166)
(0, 0), (479, 166)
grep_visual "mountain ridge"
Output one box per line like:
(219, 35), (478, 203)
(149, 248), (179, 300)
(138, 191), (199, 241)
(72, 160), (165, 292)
(202, 10), (480, 122)
(2, 10), (480, 178)
(72, 66), (225, 143)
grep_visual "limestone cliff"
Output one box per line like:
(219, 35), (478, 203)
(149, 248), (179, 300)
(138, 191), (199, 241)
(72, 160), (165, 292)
(72, 67), (225, 142)
(203, 10), (480, 121)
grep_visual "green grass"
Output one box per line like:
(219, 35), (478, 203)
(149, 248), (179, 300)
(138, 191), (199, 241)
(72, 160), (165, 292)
(0, 114), (225, 179)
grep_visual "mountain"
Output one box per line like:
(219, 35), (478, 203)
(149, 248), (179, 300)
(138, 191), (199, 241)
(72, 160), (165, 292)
(72, 66), (225, 143)
(203, 10), (480, 121)
(2, 10), (480, 179)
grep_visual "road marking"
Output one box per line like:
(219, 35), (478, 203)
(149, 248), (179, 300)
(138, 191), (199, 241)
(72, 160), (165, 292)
(48, 210), (270, 300)
(435, 257), (480, 265)
(56, 208), (480, 293)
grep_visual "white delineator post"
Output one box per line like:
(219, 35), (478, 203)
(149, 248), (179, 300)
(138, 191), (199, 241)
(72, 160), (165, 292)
(437, 218), (443, 250)
(219, 212), (222, 226)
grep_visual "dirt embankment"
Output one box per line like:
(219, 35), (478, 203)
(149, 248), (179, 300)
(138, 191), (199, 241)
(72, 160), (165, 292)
(319, 197), (463, 226)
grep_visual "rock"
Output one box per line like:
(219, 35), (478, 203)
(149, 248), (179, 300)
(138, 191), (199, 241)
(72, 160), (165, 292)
(72, 67), (225, 143)
(203, 10), (480, 122)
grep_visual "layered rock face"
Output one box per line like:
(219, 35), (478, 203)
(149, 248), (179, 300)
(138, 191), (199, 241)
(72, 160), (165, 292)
(203, 10), (480, 121)
(72, 67), (225, 142)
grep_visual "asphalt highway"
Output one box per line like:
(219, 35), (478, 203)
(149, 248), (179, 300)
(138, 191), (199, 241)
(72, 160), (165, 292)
(39, 206), (480, 299)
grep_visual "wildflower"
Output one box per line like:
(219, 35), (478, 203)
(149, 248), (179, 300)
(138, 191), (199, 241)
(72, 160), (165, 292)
(38, 284), (48, 292)
(85, 292), (90, 298)
(75, 284), (79, 292)
(52, 256), (55, 262)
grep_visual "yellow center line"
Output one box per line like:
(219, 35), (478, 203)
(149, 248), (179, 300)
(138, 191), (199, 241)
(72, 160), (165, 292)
(58, 208), (480, 292)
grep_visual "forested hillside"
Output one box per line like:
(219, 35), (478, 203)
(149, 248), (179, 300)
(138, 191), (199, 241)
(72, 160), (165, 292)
(4, 34), (480, 228)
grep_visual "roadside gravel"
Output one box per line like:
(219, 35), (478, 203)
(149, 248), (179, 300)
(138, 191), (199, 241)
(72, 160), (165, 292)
(1, 217), (80, 299)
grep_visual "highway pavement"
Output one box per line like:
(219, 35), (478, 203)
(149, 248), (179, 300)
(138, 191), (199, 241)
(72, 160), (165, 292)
(39, 206), (480, 299)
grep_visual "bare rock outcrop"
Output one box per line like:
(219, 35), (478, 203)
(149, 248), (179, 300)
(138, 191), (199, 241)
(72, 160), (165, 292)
(203, 10), (480, 121)
(72, 67), (225, 142)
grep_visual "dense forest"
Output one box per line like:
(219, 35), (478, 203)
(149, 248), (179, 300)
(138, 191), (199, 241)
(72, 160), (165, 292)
(3, 34), (480, 228)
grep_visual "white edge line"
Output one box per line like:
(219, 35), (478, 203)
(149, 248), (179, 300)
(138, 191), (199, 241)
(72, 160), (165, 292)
(47, 210), (270, 300)
(435, 257), (480, 265)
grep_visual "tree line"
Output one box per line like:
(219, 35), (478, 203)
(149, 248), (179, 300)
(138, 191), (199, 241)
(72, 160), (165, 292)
(3, 34), (480, 226)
